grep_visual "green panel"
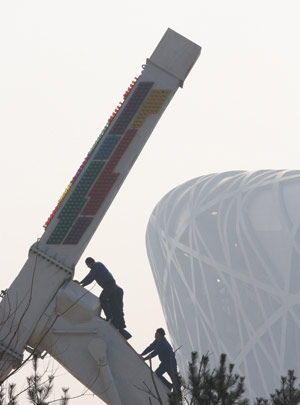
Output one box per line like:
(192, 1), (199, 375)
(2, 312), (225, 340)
(47, 161), (105, 244)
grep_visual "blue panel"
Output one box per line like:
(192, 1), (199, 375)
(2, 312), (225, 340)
(93, 136), (121, 160)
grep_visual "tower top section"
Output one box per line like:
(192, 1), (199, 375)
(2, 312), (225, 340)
(149, 28), (201, 87)
(39, 28), (201, 269)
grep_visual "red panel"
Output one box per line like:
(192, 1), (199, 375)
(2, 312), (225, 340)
(81, 128), (138, 215)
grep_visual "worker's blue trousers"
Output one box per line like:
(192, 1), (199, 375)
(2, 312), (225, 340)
(155, 362), (180, 393)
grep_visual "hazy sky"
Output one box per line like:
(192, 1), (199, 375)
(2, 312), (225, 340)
(1, 0), (300, 403)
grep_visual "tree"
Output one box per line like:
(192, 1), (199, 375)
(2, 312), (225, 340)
(0, 356), (69, 405)
(173, 352), (249, 405)
(0, 383), (17, 405)
(255, 370), (300, 405)
(26, 356), (69, 405)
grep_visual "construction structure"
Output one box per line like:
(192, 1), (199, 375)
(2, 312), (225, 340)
(0, 29), (201, 404)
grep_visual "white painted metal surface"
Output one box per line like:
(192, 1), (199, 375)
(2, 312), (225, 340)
(28, 281), (170, 405)
(0, 28), (201, 404)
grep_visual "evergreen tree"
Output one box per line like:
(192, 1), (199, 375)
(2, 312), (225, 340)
(255, 370), (300, 405)
(271, 370), (300, 405)
(0, 383), (18, 405)
(173, 352), (249, 405)
(255, 399), (269, 405)
(0, 356), (70, 405)
(26, 356), (69, 405)
(59, 388), (70, 405)
(27, 356), (54, 405)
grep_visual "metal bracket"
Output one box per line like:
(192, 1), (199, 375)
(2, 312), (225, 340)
(25, 345), (48, 359)
(30, 245), (73, 276)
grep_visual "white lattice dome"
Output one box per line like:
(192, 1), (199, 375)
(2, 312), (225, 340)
(146, 169), (300, 400)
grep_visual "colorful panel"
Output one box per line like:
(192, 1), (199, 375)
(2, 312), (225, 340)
(47, 161), (104, 244)
(63, 217), (93, 245)
(43, 78), (139, 231)
(102, 129), (137, 172)
(109, 82), (153, 135)
(88, 124), (109, 155)
(46, 79), (171, 245)
(131, 89), (171, 128)
(81, 170), (119, 216)
(82, 129), (138, 216)
(93, 136), (121, 160)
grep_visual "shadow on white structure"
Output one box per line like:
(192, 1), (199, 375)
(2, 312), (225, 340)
(146, 169), (300, 400)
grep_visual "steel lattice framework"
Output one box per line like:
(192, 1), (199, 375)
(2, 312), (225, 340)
(146, 169), (300, 400)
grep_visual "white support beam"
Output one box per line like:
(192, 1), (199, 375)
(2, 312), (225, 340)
(0, 28), (201, 403)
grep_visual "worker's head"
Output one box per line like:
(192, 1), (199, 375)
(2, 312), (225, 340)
(85, 257), (95, 268)
(155, 328), (165, 341)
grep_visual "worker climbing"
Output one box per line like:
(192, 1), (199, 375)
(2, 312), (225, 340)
(78, 257), (131, 340)
(141, 328), (181, 396)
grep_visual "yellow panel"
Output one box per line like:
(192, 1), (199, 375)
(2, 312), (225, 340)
(131, 89), (171, 129)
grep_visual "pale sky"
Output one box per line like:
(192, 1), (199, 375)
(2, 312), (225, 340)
(1, 0), (300, 403)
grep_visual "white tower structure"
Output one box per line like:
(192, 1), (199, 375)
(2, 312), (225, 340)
(146, 169), (300, 400)
(0, 29), (201, 405)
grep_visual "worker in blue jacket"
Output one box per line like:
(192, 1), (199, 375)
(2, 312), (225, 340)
(141, 328), (180, 394)
(79, 257), (127, 333)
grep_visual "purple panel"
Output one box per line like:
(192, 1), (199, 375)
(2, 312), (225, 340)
(63, 216), (93, 245)
(109, 82), (153, 135)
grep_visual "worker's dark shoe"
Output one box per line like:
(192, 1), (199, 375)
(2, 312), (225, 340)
(169, 391), (182, 404)
(119, 329), (132, 340)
